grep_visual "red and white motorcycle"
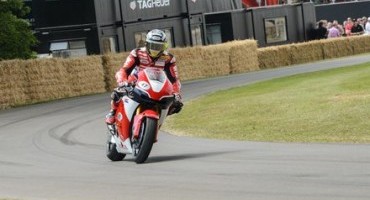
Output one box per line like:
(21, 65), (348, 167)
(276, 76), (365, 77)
(106, 67), (176, 164)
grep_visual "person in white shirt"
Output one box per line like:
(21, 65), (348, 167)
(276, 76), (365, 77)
(365, 17), (370, 35)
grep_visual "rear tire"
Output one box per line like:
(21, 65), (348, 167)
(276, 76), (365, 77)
(106, 134), (126, 161)
(134, 118), (157, 164)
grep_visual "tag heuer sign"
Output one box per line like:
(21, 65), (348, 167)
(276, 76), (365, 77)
(130, 0), (171, 10)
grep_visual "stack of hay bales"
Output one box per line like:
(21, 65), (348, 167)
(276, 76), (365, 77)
(0, 56), (106, 108)
(0, 60), (29, 109)
(258, 44), (292, 69)
(25, 56), (106, 104)
(198, 44), (230, 77)
(25, 58), (70, 102)
(348, 35), (370, 55)
(101, 52), (130, 91)
(228, 40), (259, 74)
(290, 40), (324, 64)
(3, 34), (370, 110)
(170, 47), (205, 81)
(62, 55), (106, 96)
(322, 37), (353, 59)
(171, 39), (259, 80)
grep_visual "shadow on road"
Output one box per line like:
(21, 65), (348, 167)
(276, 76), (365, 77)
(125, 150), (242, 164)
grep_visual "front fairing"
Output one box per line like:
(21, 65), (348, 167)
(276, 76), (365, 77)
(136, 68), (174, 101)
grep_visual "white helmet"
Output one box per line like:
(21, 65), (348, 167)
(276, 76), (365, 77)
(145, 29), (168, 58)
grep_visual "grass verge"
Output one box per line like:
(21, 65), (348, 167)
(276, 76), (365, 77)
(163, 63), (370, 143)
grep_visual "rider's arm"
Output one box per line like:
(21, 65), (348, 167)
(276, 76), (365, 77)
(165, 55), (181, 94)
(115, 49), (139, 84)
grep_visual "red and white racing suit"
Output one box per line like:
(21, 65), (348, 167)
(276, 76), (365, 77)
(110, 47), (182, 111)
(116, 47), (181, 92)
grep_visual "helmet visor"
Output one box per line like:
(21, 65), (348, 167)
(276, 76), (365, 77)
(147, 41), (165, 51)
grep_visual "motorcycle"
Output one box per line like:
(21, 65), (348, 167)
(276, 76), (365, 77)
(106, 67), (176, 164)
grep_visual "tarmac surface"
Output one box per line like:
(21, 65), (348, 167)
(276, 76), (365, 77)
(1, 54), (370, 200)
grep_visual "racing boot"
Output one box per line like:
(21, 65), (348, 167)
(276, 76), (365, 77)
(105, 100), (118, 124)
(105, 109), (116, 124)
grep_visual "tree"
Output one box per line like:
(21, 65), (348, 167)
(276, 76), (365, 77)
(0, 0), (37, 60)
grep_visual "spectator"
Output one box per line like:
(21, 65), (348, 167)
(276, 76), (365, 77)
(315, 20), (327, 39)
(351, 20), (364, 35)
(361, 16), (367, 28)
(344, 18), (353, 36)
(327, 21), (341, 38)
(365, 17), (370, 35)
(357, 18), (365, 29)
(333, 20), (344, 36)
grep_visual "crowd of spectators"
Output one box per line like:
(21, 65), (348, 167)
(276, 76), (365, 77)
(313, 16), (370, 39)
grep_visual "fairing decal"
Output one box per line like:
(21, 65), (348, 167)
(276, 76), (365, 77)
(123, 96), (139, 122)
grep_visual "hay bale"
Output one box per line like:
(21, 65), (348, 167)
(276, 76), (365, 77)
(172, 44), (231, 80)
(348, 35), (370, 55)
(62, 55), (106, 96)
(102, 52), (130, 91)
(322, 37), (353, 59)
(170, 46), (204, 81)
(199, 44), (230, 77)
(23, 56), (106, 104)
(258, 45), (292, 69)
(291, 40), (324, 65)
(0, 60), (29, 109)
(24, 58), (71, 102)
(228, 40), (259, 74)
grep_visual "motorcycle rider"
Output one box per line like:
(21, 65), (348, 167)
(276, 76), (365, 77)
(105, 29), (183, 124)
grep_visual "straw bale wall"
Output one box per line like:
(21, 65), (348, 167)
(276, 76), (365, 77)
(290, 40), (324, 64)
(348, 35), (370, 55)
(198, 44), (231, 78)
(258, 45), (292, 69)
(171, 40), (259, 80)
(168, 47), (205, 81)
(2, 35), (370, 110)
(322, 37), (353, 59)
(24, 56), (106, 103)
(101, 52), (130, 91)
(0, 60), (29, 109)
(0, 56), (105, 109)
(63, 56), (106, 96)
(228, 40), (259, 74)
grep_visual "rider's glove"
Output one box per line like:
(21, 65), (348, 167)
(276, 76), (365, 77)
(118, 81), (128, 87)
(115, 81), (128, 94)
(168, 93), (183, 115)
(174, 93), (182, 101)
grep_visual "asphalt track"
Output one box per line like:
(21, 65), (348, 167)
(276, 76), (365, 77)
(1, 54), (370, 200)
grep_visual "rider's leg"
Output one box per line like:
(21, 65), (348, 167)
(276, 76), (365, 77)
(105, 91), (121, 124)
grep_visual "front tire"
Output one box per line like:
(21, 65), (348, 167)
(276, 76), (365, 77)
(134, 118), (158, 164)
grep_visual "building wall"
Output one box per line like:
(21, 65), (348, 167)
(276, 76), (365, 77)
(249, 3), (315, 47)
(30, 0), (100, 55)
(27, 0), (370, 56)
(32, 0), (96, 28)
(123, 17), (188, 49)
(204, 3), (315, 47)
(113, 0), (243, 50)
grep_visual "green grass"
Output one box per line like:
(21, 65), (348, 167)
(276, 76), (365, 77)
(163, 63), (370, 143)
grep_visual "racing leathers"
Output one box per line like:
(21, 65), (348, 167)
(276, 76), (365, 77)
(105, 47), (183, 124)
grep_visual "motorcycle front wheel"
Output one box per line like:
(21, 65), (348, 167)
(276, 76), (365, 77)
(134, 117), (158, 164)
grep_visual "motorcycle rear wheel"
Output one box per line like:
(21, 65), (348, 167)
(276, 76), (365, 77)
(134, 118), (157, 164)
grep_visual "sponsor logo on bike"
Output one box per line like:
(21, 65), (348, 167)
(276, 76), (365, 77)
(138, 81), (151, 90)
